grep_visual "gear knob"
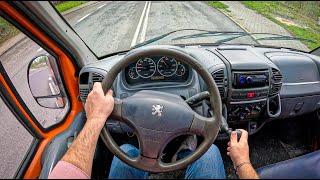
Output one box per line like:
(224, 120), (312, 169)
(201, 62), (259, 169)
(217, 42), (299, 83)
(235, 129), (242, 141)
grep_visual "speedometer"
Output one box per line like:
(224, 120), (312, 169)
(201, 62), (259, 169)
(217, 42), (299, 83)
(157, 56), (177, 77)
(136, 58), (156, 78)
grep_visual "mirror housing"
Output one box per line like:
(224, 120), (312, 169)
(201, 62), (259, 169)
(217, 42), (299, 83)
(311, 47), (320, 57)
(28, 55), (65, 109)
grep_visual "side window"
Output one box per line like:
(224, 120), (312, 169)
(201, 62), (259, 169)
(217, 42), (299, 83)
(0, 97), (34, 178)
(0, 16), (69, 128)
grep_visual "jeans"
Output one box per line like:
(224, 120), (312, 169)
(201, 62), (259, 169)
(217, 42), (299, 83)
(108, 144), (226, 179)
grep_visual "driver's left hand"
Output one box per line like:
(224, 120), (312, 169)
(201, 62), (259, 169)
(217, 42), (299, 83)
(85, 82), (114, 126)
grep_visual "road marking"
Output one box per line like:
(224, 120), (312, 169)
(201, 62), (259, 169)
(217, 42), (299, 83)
(130, 1), (149, 47)
(77, 13), (91, 23)
(37, 47), (43, 52)
(139, 1), (151, 43)
(48, 80), (60, 108)
(97, 4), (106, 10)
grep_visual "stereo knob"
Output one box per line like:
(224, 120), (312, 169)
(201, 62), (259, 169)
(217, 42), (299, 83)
(239, 76), (246, 85)
(246, 76), (253, 84)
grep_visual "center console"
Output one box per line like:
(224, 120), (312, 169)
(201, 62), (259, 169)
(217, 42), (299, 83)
(213, 48), (285, 137)
(228, 70), (270, 123)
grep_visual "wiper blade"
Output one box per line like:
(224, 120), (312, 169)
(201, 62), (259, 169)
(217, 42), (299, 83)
(172, 31), (247, 41)
(131, 28), (316, 50)
(173, 32), (315, 44)
(254, 34), (315, 43)
(131, 29), (245, 49)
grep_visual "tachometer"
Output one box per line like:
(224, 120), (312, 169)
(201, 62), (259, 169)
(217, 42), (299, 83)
(176, 64), (186, 76)
(157, 56), (177, 77)
(128, 67), (139, 79)
(136, 58), (156, 78)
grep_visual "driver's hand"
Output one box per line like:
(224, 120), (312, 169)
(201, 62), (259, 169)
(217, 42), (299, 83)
(85, 82), (114, 126)
(227, 129), (250, 166)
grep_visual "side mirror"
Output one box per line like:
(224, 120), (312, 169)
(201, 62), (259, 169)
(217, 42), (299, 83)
(311, 47), (320, 57)
(28, 55), (65, 108)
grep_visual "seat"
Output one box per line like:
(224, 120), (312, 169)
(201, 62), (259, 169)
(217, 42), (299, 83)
(256, 150), (320, 179)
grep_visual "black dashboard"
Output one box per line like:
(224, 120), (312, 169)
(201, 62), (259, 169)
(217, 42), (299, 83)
(78, 45), (320, 137)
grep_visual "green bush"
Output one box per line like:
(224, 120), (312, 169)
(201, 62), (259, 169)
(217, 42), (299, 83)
(0, 17), (19, 45)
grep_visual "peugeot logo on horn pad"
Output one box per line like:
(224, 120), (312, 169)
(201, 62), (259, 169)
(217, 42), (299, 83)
(152, 104), (163, 117)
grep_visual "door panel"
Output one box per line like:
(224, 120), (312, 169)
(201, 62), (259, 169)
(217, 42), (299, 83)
(39, 112), (86, 179)
(0, 2), (84, 178)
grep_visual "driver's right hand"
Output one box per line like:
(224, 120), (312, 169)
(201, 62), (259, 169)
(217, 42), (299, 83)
(226, 129), (250, 166)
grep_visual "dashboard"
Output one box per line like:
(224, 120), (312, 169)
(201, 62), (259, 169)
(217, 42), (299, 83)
(78, 45), (320, 137)
(124, 56), (190, 86)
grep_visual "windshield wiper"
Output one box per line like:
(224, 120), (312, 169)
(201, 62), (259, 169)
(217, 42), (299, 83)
(173, 32), (316, 44)
(131, 29), (315, 49)
(131, 29), (247, 49)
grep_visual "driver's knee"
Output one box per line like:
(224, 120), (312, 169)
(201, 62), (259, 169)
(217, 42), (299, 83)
(120, 144), (139, 158)
(185, 144), (225, 179)
(207, 144), (221, 156)
(109, 144), (148, 179)
(202, 144), (223, 162)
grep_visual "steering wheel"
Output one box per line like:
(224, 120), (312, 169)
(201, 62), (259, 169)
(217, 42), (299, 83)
(100, 46), (222, 173)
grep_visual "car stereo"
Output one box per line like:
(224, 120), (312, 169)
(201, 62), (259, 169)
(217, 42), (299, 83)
(233, 72), (269, 89)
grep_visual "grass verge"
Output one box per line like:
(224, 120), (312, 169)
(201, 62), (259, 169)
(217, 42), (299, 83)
(54, 1), (88, 13)
(0, 17), (19, 46)
(242, 1), (320, 50)
(207, 1), (230, 12)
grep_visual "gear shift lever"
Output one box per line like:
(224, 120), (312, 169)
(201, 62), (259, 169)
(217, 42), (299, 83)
(207, 102), (243, 141)
(214, 104), (242, 141)
(221, 116), (242, 141)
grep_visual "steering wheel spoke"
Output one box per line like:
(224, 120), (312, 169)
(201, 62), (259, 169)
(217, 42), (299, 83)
(109, 98), (123, 121)
(190, 113), (218, 138)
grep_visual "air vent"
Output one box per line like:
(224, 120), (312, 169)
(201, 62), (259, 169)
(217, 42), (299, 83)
(79, 87), (89, 101)
(272, 68), (283, 82)
(270, 68), (282, 95)
(211, 69), (225, 98)
(92, 73), (104, 83)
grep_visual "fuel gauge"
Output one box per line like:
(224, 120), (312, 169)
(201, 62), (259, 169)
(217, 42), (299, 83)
(128, 67), (139, 79)
(176, 64), (186, 76)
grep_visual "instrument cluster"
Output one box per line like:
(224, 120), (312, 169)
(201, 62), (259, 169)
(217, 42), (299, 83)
(124, 56), (190, 86)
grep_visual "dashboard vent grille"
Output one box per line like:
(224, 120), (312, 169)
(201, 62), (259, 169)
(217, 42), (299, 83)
(92, 73), (104, 83)
(272, 68), (283, 82)
(79, 88), (89, 101)
(211, 69), (225, 98)
(270, 68), (282, 95)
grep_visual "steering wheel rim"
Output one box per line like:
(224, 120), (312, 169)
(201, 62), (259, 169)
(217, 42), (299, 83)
(100, 46), (222, 173)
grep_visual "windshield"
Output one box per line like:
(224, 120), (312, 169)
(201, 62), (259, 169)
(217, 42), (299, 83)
(52, 1), (320, 57)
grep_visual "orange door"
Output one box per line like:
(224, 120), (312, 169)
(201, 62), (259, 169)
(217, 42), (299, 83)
(0, 2), (83, 178)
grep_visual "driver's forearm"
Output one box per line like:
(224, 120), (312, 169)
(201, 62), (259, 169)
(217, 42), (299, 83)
(237, 164), (259, 179)
(61, 118), (104, 177)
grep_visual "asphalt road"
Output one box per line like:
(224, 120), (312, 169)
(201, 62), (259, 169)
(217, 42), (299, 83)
(0, 1), (255, 178)
(29, 67), (51, 96)
(66, 1), (255, 56)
